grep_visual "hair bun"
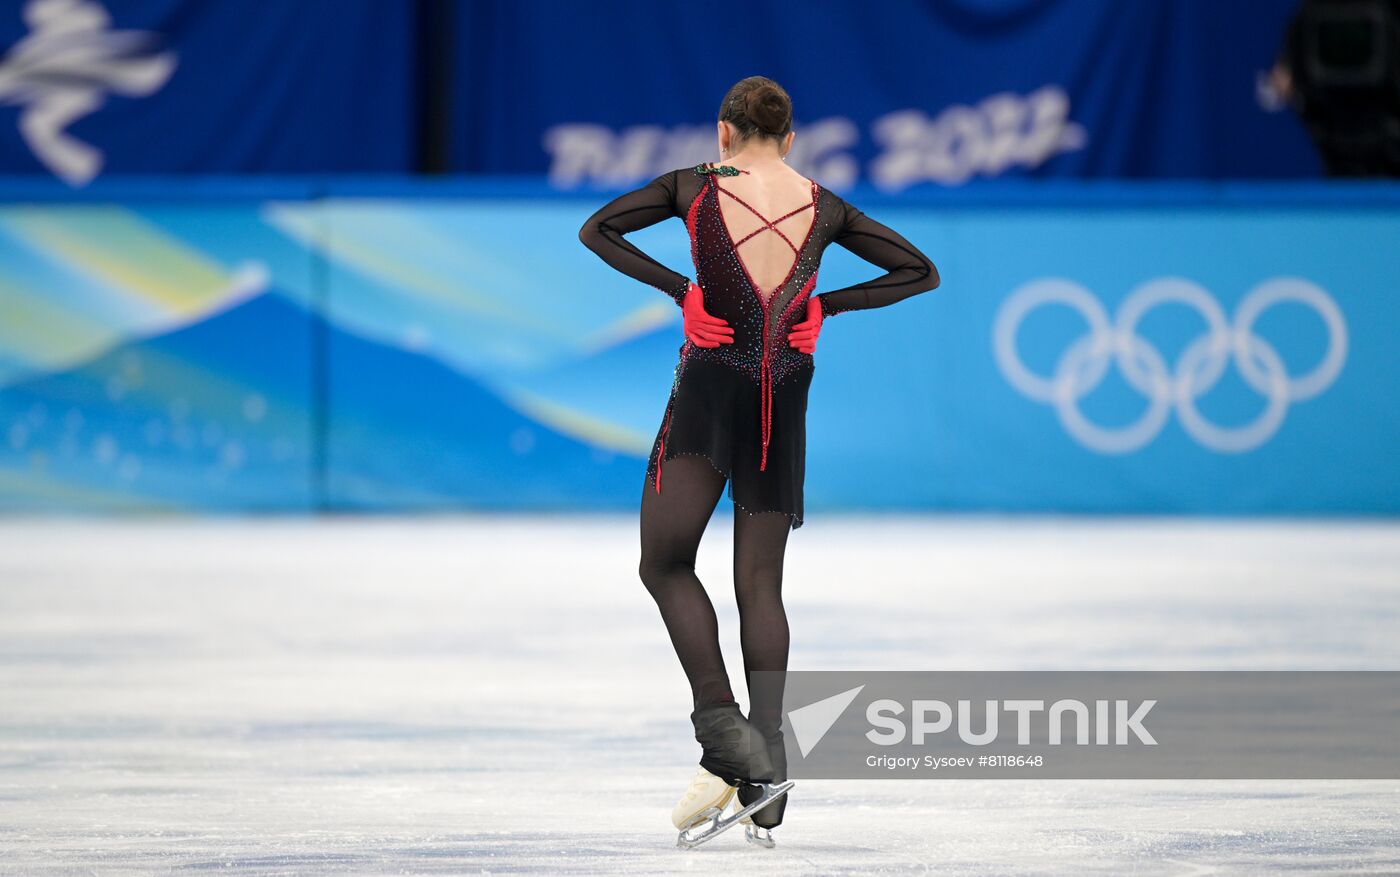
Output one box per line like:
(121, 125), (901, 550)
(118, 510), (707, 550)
(744, 85), (790, 136)
(718, 76), (793, 143)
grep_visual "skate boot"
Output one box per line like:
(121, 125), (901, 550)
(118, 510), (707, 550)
(737, 728), (787, 848)
(670, 766), (736, 831)
(675, 702), (794, 849)
(692, 700), (772, 785)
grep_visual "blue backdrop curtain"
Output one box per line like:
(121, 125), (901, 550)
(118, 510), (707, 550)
(449, 0), (1322, 185)
(0, 0), (418, 178)
(0, 0), (1322, 182)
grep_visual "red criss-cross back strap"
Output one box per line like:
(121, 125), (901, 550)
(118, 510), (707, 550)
(717, 187), (814, 254)
(711, 173), (819, 304)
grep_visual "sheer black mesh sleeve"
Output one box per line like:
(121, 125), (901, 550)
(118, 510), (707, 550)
(578, 170), (692, 306)
(816, 198), (940, 318)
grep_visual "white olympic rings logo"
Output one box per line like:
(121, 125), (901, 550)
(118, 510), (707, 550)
(992, 277), (1348, 454)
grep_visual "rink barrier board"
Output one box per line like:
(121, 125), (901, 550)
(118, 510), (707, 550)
(0, 179), (1395, 514)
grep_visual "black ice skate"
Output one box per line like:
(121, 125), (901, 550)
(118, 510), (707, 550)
(736, 727), (787, 847)
(675, 702), (794, 850)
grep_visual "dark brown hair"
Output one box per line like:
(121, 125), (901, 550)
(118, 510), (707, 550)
(718, 76), (793, 146)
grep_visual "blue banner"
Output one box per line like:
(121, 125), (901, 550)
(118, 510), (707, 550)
(0, 0), (417, 183)
(808, 201), (1395, 513)
(0, 0), (1327, 185)
(455, 0), (1323, 188)
(0, 178), (1394, 514)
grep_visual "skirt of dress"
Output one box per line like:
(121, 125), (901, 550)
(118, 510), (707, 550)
(645, 356), (812, 529)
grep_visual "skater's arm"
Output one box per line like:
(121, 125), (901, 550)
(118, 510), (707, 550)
(579, 170), (692, 307)
(815, 199), (939, 319)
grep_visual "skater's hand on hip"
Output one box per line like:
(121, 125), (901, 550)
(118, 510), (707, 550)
(787, 295), (823, 354)
(683, 281), (733, 348)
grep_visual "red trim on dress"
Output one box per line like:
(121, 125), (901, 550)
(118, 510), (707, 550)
(655, 407), (671, 493)
(783, 269), (820, 327)
(686, 178), (707, 274)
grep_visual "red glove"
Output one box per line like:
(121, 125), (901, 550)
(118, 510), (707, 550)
(682, 281), (733, 348)
(787, 295), (823, 354)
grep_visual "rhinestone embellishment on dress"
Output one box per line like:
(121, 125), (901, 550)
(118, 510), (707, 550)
(694, 163), (746, 177)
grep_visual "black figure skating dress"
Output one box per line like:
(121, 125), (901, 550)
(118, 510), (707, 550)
(580, 162), (938, 528)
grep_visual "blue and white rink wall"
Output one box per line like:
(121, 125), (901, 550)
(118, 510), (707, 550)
(0, 179), (1395, 514)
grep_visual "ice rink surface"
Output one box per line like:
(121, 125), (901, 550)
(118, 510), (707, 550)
(1, 515), (1397, 875)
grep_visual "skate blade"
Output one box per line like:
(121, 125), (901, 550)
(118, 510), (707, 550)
(745, 825), (776, 848)
(675, 781), (794, 850)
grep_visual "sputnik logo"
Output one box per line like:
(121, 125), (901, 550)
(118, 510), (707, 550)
(786, 685), (865, 757)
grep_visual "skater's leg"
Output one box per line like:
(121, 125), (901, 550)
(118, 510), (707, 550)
(733, 511), (792, 736)
(639, 455), (734, 707)
(733, 511), (794, 833)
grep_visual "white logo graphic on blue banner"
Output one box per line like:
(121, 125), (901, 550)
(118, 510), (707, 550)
(993, 277), (1348, 454)
(544, 86), (1084, 190)
(870, 86), (1086, 189)
(0, 0), (177, 185)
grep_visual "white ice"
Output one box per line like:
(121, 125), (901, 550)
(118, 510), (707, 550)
(1, 516), (1397, 875)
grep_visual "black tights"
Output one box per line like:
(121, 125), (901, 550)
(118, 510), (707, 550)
(638, 456), (791, 735)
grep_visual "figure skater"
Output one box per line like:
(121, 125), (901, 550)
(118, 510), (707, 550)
(579, 75), (939, 848)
